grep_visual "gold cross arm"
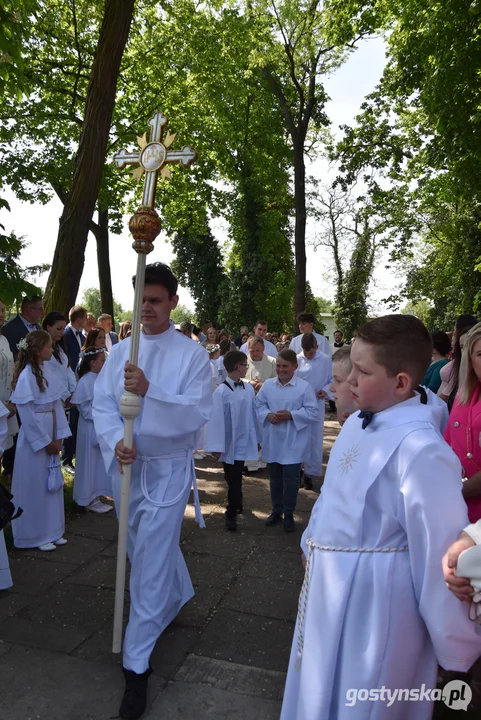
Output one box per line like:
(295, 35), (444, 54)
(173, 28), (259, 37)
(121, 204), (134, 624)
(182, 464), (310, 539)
(113, 111), (197, 208)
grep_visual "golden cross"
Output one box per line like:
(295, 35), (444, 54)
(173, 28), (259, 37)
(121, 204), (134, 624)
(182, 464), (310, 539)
(113, 111), (196, 208)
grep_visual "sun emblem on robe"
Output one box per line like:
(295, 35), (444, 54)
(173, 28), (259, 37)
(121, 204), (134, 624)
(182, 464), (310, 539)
(338, 444), (360, 475)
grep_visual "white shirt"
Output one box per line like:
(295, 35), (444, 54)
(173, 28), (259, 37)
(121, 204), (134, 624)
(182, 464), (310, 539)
(204, 379), (260, 464)
(290, 332), (331, 357)
(255, 375), (319, 464)
(105, 332), (113, 352)
(240, 338), (278, 357)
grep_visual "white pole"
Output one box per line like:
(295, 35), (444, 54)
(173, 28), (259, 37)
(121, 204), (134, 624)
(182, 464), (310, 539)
(112, 252), (146, 654)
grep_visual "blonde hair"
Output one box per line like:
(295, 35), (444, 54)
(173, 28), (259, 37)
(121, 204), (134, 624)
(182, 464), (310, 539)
(332, 345), (352, 372)
(457, 322), (481, 405)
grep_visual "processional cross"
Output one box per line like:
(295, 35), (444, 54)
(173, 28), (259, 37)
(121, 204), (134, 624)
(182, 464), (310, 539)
(111, 111), (196, 654)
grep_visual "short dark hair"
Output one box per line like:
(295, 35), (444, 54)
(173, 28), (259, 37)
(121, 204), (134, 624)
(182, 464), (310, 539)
(278, 348), (298, 365)
(224, 350), (247, 373)
(98, 313), (112, 322)
(431, 330), (451, 357)
(69, 305), (87, 323)
(254, 320), (267, 327)
(334, 329), (343, 336)
(301, 332), (318, 351)
(355, 314), (432, 387)
(21, 295), (42, 311)
(132, 262), (178, 298)
(297, 312), (315, 325)
(456, 314), (478, 331)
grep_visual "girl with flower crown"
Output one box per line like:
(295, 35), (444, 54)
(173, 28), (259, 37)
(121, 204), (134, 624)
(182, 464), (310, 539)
(10, 330), (71, 551)
(71, 347), (112, 513)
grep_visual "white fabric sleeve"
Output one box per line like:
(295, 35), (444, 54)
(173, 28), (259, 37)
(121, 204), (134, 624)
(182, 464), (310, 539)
(203, 388), (226, 453)
(464, 521), (481, 545)
(255, 385), (271, 425)
(397, 438), (481, 671)
(139, 353), (212, 438)
(17, 401), (51, 452)
(53, 398), (71, 440)
(92, 356), (125, 475)
(0, 406), (8, 456)
(77, 399), (93, 422)
(291, 384), (320, 431)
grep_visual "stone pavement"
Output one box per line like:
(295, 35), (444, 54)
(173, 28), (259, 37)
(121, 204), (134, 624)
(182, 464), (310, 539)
(0, 420), (339, 720)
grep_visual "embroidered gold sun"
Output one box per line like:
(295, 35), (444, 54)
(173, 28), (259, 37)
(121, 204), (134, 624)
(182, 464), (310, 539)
(338, 444), (360, 475)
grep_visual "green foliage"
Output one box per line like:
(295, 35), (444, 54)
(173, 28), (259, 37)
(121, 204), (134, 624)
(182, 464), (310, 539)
(80, 287), (123, 327)
(0, 0), (38, 96)
(304, 284), (327, 334)
(400, 300), (434, 328)
(170, 304), (195, 325)
(315, 297), (334, 313)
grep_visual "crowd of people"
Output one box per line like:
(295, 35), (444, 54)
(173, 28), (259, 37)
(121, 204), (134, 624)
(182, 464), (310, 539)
(2, 270), (481, 719)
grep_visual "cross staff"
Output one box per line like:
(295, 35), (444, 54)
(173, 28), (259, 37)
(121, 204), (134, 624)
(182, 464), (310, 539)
(114, 111), (196, 209)
(111, 111), (196, 654)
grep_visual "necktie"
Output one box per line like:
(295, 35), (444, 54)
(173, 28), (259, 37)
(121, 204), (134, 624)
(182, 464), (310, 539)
(358, 410), (374, 429)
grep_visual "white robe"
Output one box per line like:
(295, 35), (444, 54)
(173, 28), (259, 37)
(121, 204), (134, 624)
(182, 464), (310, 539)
(0, 403), (12, 589)
(240, 338), (278, 357)
(296, 352), (333, 477)
(71, 372), (112, 505)
(204, 380), (261, 464)
(0, 334), (18, 449)
(92, 322), (212, 673)
(45, 347), (76, 402)
(10, 364), (71, 548)
(290, 332), (331, 357)
(243, 354), (277, 383)
(282, 393), (481, 720)
(255, 376), (319, 464)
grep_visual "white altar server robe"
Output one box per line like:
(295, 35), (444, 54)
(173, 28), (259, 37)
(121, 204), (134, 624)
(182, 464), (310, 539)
(10, 364), (71, 548)
(204, 380), (261, 464)
(282, 393), (481, 720)
(45, 347), (76, 402)
(296, 351), (333, 476)
(92, 323), (212, 673)
(290, 332), (331, 357)
(240, 338), (278, 357)
(0, 404), (12, 589)
(71, 372), (111, 505)
(255, 376), (319, 464)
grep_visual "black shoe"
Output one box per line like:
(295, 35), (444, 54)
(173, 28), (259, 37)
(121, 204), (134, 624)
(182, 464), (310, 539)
(226, 516), (237, 531)
(265, 512), (283, 526)
(119, 666), (152, 720)
(284, 516), (295, 533)
(236, 506), (243, 515)
(304, 476), (313, 490)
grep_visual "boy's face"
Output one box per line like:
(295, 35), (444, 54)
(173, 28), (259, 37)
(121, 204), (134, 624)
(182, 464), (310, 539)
(276, 357), (297, 383)
(330, 360), (355, 418)
(347, 339), (412, 413)
(303, 347), (317, 360)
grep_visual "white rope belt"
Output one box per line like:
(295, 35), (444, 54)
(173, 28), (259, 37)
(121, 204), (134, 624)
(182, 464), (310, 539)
(137, 451), (205, 528)
(295, 537), (409, 671)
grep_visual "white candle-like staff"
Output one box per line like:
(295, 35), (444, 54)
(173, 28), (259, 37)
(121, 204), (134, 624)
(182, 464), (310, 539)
(111, 111), (196, 653)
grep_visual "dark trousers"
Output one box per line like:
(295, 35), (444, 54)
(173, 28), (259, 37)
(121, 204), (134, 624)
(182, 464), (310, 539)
(62, 407), (78, 465)
(1, 434), (17, 475)
(223, 461), (244, 518)
(268, 462), (302, 517)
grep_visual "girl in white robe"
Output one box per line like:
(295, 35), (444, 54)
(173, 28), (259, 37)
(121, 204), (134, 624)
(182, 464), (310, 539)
(295, 333), (333, 481)
(10, 330), (71, 552)
(71, 347), (112, 513)
(42, 311), (77, 404)
(0, 402), (12, 589)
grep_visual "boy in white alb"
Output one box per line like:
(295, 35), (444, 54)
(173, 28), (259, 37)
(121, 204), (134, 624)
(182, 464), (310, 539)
(204, 350), (261, 531)
(282, 315), (481, 720)
(295, 333), (333, 489)
(256, 349), (319, 532)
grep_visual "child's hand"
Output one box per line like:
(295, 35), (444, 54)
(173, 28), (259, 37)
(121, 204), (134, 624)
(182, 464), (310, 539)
(45, 440), (61, 455)
(211, 452), (221, 460)
(276, 410), (292, 422)
(316, 390), (328, 399)
(7, 402), (16, 418)
(442, 531), (476, 601)
(267, 413), (280, 424)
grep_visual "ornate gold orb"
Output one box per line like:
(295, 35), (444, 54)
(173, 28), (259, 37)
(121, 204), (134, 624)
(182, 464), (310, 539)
(128, 206), (161, 254)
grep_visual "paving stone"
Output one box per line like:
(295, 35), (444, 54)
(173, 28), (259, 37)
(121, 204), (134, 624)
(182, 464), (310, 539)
(19, 534), (110, 565)
(18, 582), (115, 633)
(147, 680), (282, 719)
(174, 585), (225, 628)
(184, 552), (243, 588)
(0, 639), (13, 656)
(175, 654), (286, 701)
(221, 574), (301, 622)
(182, 527), (256, 559)
(0, 616), (89, 653)
(193, 608), (294, 672)
(98, 541), (118, 557)
(67, 554), (118, 589)
(7, 555), (78, 595)
(243, 548), (304, 583)
(0, 644), (165, 720)
(69, 512), (119, 541)
(254, 531), (305, 555)
(0, 590), (32, 622)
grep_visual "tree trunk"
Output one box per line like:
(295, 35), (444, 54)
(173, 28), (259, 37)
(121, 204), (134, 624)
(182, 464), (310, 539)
(293, 141), (307, 323)
(43, 0), (135, 316)
(95, 207), (114, 319)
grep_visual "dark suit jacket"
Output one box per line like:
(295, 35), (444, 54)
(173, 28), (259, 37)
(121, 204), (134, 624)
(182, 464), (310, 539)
(64, 325), (83, 371)
(2, 314), (39, 359)
(109, 331), (119, 346)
